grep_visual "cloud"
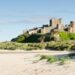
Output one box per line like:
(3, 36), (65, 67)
(55, 10), (75, 14)
(0, 16), (51, 25)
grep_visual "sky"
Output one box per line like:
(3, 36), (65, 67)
(0, 0), (75, 41)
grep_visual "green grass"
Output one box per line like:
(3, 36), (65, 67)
(39, 55), (71, 64)
(59, 31), (75, 41)
(0, 41), (75, 50)
(39, 55), (48, 60)
(47, 56), (58, 63)
(59, 56), (71, 65)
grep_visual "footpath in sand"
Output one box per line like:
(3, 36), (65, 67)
(0, 50), (75, 75)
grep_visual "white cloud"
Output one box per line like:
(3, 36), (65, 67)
(0, 16), (51, 25)
(55, 10), (75, 14)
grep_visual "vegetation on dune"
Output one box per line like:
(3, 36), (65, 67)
(11, 31), (75, 44)
(39, 55), (71, 64)
(11, 33), (29, 43)
(11, 33), (52, 43)
(59, 56), (71, 65)
(0, 42), (46, 50)
(2, 31), (75, 50)
(59, 31), (75, 41)
(68, 33), (75, 40)
(59, 31), (70, 40)
(0, 41), (75, 50)
(47, 56), (58, 63)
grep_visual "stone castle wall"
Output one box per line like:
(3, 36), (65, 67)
(70, 21), (75, 33)
(50, 18), (61, 26)
(27, 18), (75, 34)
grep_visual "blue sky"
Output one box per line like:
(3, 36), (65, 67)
(0, 0), (75, 41)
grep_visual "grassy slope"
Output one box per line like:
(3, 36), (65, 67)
(0, 41), (75, 50)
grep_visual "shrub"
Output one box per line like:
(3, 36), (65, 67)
(40, 55), (47, 60)
(59, 56), (71, 65)
(16, 35), (25, 42)
(40, 55), (58, 63)
(59, 32), (70, 41)
(0, 41), (75, 51)
(68, 33), (75, 40)
(39, 55), (71, 64)
(59, 31), (75, 41)
(47, 56), (58, 63)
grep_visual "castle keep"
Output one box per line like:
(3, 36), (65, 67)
(27, 18), (75, 34)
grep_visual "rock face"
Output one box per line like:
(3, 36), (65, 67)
(50, 29), (60, 41)
(53, 33), (60, 41)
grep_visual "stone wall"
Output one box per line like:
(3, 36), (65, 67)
(41, 27), (51, 34)
(50, 18), (61, 26)
(28, 29), (38, 34)
(27, 18), (75, 34)
(69, 21), (75, 33)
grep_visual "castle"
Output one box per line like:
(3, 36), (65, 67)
(26, 18), (75, 34)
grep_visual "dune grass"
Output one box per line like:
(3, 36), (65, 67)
(39, 55), (71, 64)
(0, 41), (75, 50)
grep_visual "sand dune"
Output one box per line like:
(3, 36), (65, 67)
(0, 50), (75, 75)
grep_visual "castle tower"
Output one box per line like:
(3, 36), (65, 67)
(50, 18), (61, 26)
(69, 21), (75, 33)
(49, 18), (63, 31)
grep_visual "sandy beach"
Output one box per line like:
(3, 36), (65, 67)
(0, 50), (75, 75)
